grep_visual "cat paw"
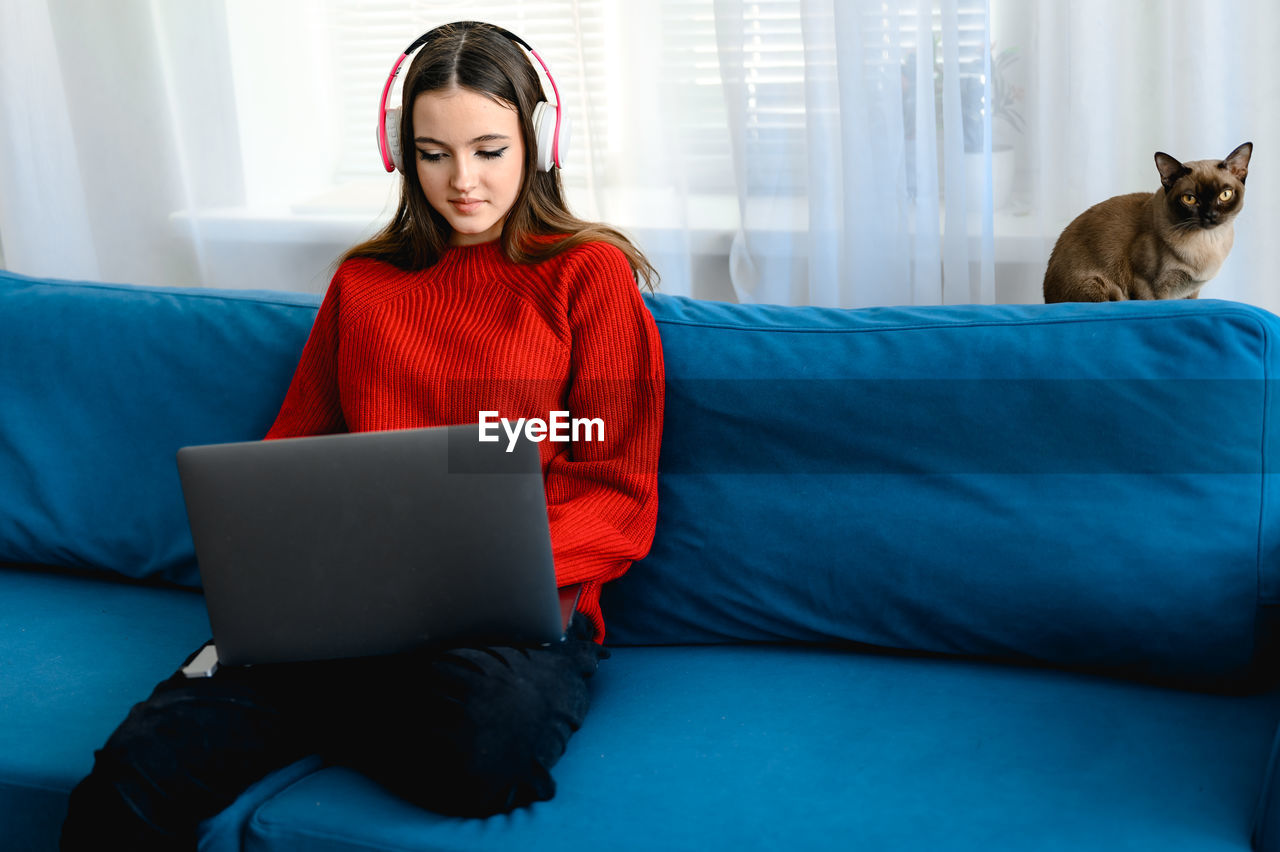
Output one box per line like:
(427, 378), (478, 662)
(1085, 277), (1127, 301)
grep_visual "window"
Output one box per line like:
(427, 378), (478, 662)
(222, 1), (991, 214)
(326, 1), (611, 189)
(703, 1), (989, 193)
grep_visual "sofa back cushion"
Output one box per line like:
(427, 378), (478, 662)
(0, 271), (320, 587)
(6, 268), (1280, 684)
(603, 294), (1280, 685)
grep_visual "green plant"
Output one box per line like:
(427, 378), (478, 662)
(988, 46), (1025, 137)
(903, 41), (1025, 152)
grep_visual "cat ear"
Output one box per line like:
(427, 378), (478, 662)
(1221, 142), (1253, 183)
(1155, 152), (1189, 190)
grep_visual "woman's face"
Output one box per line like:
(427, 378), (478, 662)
(411, 87), (525, 246)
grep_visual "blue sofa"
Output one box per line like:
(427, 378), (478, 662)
(5, 266), (1280, 851)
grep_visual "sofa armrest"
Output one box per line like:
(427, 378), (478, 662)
(198, 755), (323, 851)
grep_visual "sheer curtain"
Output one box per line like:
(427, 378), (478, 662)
(0, 0), (996, 306)
(0, 1), (240, 288)
(1007, 0), (1280, 313)
(708, 0), (994, 307)
(3, 1), (1278, 311)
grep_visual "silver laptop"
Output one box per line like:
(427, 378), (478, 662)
(176, 425), (566, 667)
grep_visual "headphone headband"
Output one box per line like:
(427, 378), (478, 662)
(376, 22), (567, 174)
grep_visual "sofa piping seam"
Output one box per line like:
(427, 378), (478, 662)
(650, 303), (1263, 336)
(244, 763), (332, 841)
(0, 775), (74, 796)
(1257, 310), (1271, 615)
(247, 775), (434, 852)
(8, 278), (321, 311)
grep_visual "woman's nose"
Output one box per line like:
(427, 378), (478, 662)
(451, 159), (475, 191)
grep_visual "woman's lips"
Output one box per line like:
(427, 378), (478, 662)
(450, 199), (483, 214)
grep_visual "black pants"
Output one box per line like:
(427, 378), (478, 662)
(60, 615), (605, 851)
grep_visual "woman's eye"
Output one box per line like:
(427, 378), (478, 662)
(477, 148), (508, 160)
(1219, 188), (1234, 202)
(417, 150), (444, 163)
(1181, 193), (1197, 206)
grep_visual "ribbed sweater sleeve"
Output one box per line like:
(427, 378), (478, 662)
(542, 244), (664, 637)
(265, 276), (347, 439)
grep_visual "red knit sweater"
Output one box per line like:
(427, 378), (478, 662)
(265, 239), (665, 641)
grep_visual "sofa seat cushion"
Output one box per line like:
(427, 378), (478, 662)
(0, 566), (211, 849)
(240, 645), (1280, 852)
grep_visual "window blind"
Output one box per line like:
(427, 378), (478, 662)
(327, 1), (608, 186)
(671, 1), (987, 192)
(324, 1), (987, 194)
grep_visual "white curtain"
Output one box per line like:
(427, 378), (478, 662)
(705, 0), (994, 307)
(0, 0), (242, 288)
(2, 1), (1278, 312)
(0, 0), (115, 282)
(1012, 0), (1280, 311)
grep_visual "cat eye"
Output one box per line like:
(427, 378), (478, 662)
(1219, 188), (1234, 202)
(1181, 193), (1197, 206)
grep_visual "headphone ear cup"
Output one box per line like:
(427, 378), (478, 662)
(531, 101), (559, 172)
(385, 107), (404, 173)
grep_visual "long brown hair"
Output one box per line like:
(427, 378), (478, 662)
(340, 21), (657, 291)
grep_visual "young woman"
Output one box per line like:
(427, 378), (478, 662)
(61, 21), (664, 849)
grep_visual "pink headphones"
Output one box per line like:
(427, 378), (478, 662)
(377, 22), (570, 174)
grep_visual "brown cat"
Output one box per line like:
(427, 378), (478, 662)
(1043, 142), (1252, 302)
